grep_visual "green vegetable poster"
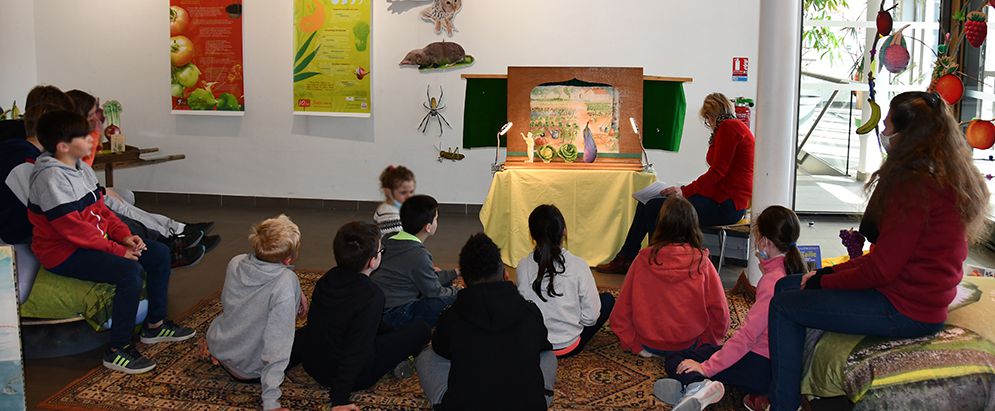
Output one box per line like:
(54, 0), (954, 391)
(293, 0), (372, 117)
(170, 0), (245, 114)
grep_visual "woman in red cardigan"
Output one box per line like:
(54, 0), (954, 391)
(597, 93), (754, 274)
(767, 91), (990, 411)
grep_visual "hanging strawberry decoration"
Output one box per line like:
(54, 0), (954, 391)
(965, 11), (988, 48)
(877, 3), (894, 36)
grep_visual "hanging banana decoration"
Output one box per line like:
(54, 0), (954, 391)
(855, 99), (881, 135)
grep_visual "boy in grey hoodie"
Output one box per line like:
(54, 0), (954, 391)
(372, 195), (458, 328)
(205, 215), (304, 411)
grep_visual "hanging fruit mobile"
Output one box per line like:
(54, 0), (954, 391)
(859, 2), (995, 151)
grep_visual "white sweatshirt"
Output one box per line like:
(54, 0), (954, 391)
(516, 249), (601, 350)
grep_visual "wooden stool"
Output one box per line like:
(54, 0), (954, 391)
(703, 214), (752, 270)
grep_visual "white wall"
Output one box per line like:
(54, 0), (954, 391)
(0, 0), (38, 109)
(26, 0), (760, 204)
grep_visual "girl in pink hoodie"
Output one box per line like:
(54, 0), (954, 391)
(610, 196), (730, 357)
(655, 206), (806, 411)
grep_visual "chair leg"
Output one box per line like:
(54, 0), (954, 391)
(717, 228), (727, 271)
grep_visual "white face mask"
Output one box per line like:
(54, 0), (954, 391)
(880, 132), (896, 152)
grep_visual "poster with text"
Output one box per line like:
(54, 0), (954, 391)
(293, 0), (371, 117)
(170, 0), (245, 114)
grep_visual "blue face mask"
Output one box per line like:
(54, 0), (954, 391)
(755, 237), (769, 260)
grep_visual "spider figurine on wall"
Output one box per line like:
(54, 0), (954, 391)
(419, 85), (452, 136)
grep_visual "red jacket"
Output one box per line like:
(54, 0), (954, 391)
(27, 154), (132, 268)
(681, 119), (754, 210)
(610, 244), (730, 352)
(822, 181), (965, 324)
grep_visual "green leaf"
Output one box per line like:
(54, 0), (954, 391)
(294, 72), (321, 82)
(294, 47), (320, 74)
(295, 31), (317, 63)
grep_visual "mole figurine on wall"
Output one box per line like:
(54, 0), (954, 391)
(400, 41), (474, 71)
(421, 0), (462, 36)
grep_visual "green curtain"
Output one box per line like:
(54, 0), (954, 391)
(462, 78), (509, 148)
(642, 80), (686, 151)
(462, 77), (686, 152)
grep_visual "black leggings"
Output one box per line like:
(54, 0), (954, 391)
(556, 293), (616, 358)
(619, 195), (744, 259)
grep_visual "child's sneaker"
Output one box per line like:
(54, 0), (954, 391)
(652, 378), (683, 405)
(743, 393), (770, 411)
(672, 379), (725, 411)
(103, 344), (156, 374)
(140, 320), (196, 344)
(393, 356), (415, 379)
(171, 244), (206, 269)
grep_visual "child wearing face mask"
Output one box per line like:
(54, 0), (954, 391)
(374, 165), (416, 237)
(653, 205), (806, 411)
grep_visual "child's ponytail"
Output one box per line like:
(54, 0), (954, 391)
(528, 205), (566, 302)
(783, 244), (808, 275)
(755, 206), (807, 274)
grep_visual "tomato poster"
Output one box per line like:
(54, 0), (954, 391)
(170, 0), (245, 114)
(293, 0), (372, 117)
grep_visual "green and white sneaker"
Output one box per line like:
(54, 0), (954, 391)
(140, 320), (196, 344)
(103, 345), (156, 374)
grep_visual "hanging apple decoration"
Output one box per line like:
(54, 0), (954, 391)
(967, 120), (995, 150)
(934, 74), (964, 105)
(965, 11), (988, 48)
(879, 26), (910, 74)
(877, 3), (894, 36)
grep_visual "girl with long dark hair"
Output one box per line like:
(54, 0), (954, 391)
(768, 91), (991, 411)
(610, 196), (729, 366)
(655, 205), (805, 411)
(516, 204), (615, 358)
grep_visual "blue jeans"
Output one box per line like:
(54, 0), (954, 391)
(619, 195), (744, 259)
(767, 275), (944, 411)
(49, 240), (172, 348)
(382, 294), (457, 329)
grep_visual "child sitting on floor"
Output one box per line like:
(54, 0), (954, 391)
(610, 196), (729, 358)
(292, 221), (430, 411)
(516, 204), (614, 358)
(28, 110), (195, 375)
(654, 206), (802, 411)
(371, 194), (458, 328)
(416, 233), (556, 410)
(204, 214), (304, 411)
(374, 165), (416, 237)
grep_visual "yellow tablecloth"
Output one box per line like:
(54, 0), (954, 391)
(480, 169), (657, 267)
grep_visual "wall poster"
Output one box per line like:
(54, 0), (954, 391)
(0, 247), (25, 411)
(170, 0), (246, 114)
(293, 0), (372, 117)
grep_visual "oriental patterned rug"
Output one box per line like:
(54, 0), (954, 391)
(39, 271), (756, 411)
